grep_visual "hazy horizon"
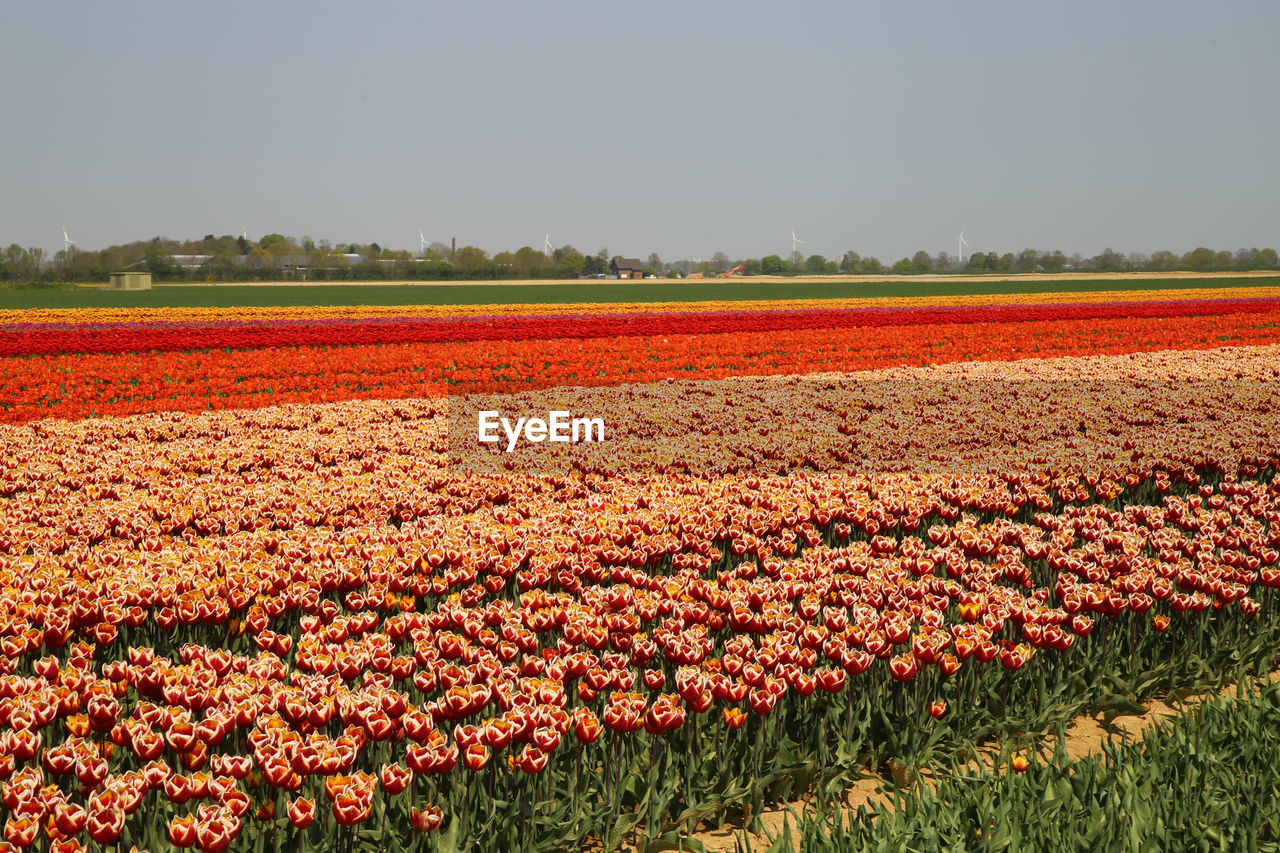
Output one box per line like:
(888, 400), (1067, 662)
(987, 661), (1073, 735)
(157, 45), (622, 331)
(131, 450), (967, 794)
(3, 1), (1277, 264)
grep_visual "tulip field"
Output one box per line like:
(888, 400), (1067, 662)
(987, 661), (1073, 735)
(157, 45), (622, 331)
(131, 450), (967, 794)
(1, 283), (1280, 851)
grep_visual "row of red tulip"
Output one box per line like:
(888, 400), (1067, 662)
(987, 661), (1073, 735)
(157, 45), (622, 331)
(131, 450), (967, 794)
(3, 296), (1277, 357)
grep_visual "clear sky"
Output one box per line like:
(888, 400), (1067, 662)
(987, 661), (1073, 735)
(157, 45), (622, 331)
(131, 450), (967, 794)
(3, 0), (1277, 263)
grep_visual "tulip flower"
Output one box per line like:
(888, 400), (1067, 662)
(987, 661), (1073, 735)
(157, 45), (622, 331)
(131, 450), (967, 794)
(380, 763), (413, 796)
(85, 806), (125, 845)
(644, 695), (686, 735)
(324, 772), (376, 824)
(462, 743), (491, 772)
(194, 811), (238, 853)
(53, 802), (87, 836)
(411, 804), (444, 832)
(286, 797), (316, 830)
(4, 815), (38, 848)
(517, 744), (549, 775)
(888, 653), (919, 683)
(722, 707), (748, 730)
(747, 688), (777, 716)
(483, 717), (515, 750)
(168, 815), (198, 848)
(49, 838), (88, 853)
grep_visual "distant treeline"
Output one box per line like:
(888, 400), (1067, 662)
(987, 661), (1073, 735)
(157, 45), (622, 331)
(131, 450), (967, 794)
(3, 234), (1278, 283)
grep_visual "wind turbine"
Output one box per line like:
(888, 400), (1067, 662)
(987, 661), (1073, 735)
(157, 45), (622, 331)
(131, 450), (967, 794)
(544, 233), (555, 258)
(790, 226), (806, 264)
(62, 227), (76, 255)
(419, 229), (429, 257)
(957, 229), (970, 267)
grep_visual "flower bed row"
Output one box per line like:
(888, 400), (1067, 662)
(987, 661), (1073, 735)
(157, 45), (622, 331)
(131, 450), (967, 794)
(2, 297), (1279, 357)
(3, 311), (1279, 425)
(8, 284), (1280, 328)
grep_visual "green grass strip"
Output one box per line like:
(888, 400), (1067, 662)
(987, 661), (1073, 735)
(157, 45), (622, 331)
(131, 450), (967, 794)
(4, 275), (1280, 310)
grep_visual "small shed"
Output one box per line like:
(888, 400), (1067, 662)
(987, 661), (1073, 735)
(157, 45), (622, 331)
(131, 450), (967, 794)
(610, 258), (644, 279)
(108, 271), (153, 290)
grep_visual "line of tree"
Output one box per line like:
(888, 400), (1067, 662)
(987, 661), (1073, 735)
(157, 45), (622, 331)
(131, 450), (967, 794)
(2, 234), (1277, 284)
